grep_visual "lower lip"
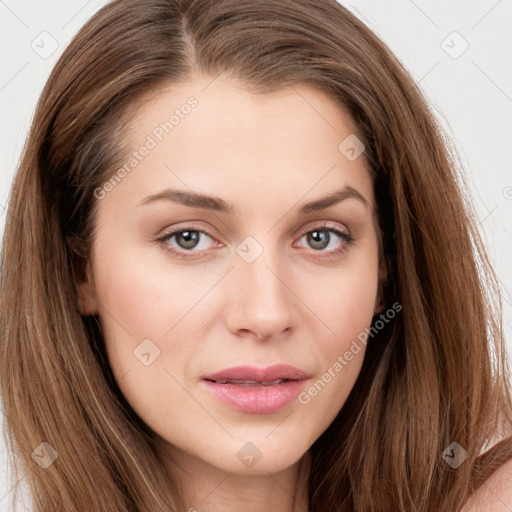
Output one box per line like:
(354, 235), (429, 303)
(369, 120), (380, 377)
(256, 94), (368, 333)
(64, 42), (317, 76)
(200, 379), (308, 414)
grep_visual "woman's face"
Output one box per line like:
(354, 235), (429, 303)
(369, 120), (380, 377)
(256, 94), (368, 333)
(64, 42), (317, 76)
(80, 75), (383, 476)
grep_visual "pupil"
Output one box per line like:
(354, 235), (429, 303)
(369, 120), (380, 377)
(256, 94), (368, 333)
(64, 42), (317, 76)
(178, 231), (199, 249)
(308, 230), (329, 250)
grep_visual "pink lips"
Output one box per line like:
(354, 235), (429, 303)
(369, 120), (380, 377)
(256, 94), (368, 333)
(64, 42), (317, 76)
(202, 364), (310, 382)
(200, 364), (310, 414)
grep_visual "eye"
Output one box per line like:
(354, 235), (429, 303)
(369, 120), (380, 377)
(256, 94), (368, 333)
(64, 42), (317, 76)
(155, 221), (355, 259)
(296, 223), (355, 257)
(156, 225), (219, 258)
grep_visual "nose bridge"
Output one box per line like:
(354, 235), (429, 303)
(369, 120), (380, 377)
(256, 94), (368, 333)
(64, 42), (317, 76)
(225, 232), (298, 338)
(237, 233), (289, 301)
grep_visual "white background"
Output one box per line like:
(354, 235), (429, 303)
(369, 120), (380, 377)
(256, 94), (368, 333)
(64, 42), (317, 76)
(1, 1), (511, 509)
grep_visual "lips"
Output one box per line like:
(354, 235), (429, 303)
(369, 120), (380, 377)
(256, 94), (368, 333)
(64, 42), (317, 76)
(200, 364), (310, 413)
(201, 364), (310, 383)
(210, 378), (286, 386)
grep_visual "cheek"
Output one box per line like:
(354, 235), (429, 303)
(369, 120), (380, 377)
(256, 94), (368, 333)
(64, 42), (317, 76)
(309, 254), (379, 347)
(339, 277), (376, 341)
(318, 284), (372, 363)
(296, 249), (379, 404)
(93, 242), (207, 334)
(90, 240), (211, 389)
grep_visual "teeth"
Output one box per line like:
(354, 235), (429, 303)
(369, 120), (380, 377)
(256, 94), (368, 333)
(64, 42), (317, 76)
(214, 378), (285, 385)
(261, 379), (284, 386)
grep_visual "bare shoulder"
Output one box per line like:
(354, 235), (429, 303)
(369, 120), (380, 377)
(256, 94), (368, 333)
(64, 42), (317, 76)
(461, 457), (512, 511)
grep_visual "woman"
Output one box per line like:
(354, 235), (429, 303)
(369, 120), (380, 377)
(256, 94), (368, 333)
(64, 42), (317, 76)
(1, 0), (511, 510)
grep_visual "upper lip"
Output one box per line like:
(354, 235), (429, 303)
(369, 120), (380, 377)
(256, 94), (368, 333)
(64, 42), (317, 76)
(201, 364), (310, 382)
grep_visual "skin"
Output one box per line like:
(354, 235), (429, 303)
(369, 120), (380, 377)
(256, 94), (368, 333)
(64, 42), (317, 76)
(79, 74), (386, 512)
(462, 457), (512, 511)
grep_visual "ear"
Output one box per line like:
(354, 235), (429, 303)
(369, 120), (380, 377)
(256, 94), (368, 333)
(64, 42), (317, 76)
(66, 236), (99, 316)
(374, 259), (388, 315)
(77, 263), (99, 316)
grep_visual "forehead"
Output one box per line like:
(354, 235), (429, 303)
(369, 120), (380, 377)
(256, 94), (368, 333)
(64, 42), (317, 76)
(122, 74), (362, 159)
(101, 75), (374, 217)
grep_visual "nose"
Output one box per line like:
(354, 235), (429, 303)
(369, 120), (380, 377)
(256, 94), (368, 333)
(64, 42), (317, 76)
(224, 245), (300, 341)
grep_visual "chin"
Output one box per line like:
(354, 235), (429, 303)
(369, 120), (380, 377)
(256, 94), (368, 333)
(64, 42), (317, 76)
(204, 436), (309, 475)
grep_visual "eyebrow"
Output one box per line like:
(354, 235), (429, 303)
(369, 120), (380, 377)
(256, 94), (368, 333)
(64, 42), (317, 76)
(135, 185), (368, 214)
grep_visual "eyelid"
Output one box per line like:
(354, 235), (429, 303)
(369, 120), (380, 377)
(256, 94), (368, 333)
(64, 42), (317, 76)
(156, 221), (220, 242)
(155, 220), (354, 258)
(298, 219), (347, 236)
(156, 219), (349, 239)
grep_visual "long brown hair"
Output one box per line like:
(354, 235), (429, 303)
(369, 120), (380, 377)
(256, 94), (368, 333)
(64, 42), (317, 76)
(1, 0), (511, 510)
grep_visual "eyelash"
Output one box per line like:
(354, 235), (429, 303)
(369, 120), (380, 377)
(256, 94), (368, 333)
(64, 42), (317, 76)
(154, 222), (355, 260)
